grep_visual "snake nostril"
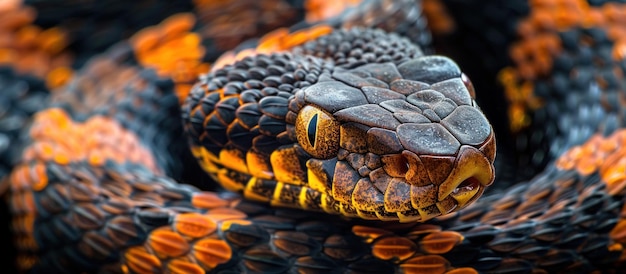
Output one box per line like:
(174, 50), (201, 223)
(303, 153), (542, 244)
(400, 156), (410, 175)
(381, 154), (410, 177)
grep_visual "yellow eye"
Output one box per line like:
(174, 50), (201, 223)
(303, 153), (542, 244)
(295, 105), (340, 159)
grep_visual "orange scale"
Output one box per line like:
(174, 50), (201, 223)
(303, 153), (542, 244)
(16, 52), (49, 78)
(46, 66), (73, 89)
(211, 52), (237, 70)
(9, 193), (25, 213)
(554, 11), (580, 30)
(513, 62), (533, 80)
(420, 231), (463, 254)
(126, 149), (141, 164)
(52, 151), (72, 165)
(174, 213), (217, 238)
(407, 224), (443, 237)
(533, 52), (552, 75)
(0, 7), (35, 30)
(566, 146), (585, 161)
(44, 129), (65, 145)
(30, 162), (49, 192)
(576, 158), (600, 176)
(84, 135), (103, 151)
(307, 25), (333, 40)
(504, 85), (522, 101)
(581, 143), (599, 158)
(10, 216), (22, 232)
(372, 236), (417, 261)
(167, 258), (205, 274)
(8, 165), (28, 191)
(181, 32), (201, 47)
(446, 268), (479, 274)
(541, 34), (562, 54)
(257, 28), (289, 53)
(19, 214), (35, 236)
(516, 20), (536, 38)
(531, 11), (556, 31)
(607, 25), (626, 41)
(399, 255), (450, 274)
(614, 40), (626, 61)
(191, 192), (230, 209)
(552, 0), (573, 9)
(19, 190), (36, 215)
(610, 219), (626, 242)
(555, 155), (575, 170)
(587, 153), (604, 168)
(176, 84), (194, 102)
(606, 176), (626, 196)
(352, 225), (394, 243)
(528, 0), (545, 9)
(422, 0), (455, 34)
(598, 137), (618, 153)
(34, 141), (56, 162)
(509, 45), (527, 63)
(171, 67), (193, 82)
(38, 27), (67, 55)
(155, 67), (173, 79)
(17, 233), (38, 250)
(161, 38), (182, 52)
(140, 151), (158, 171)
(15, 25), (41, 49)
(0, 0), (19, 12)
(232, 48), (257, 63)
(0, 48), (16, 64)
(280, 31), (313, 50)
(602, 3), (623, 21)
(106, 123), (123, 137)
(612, 156), (626, 173)
(524, 41), (543, 58)
(507, 104), (530, 132)
(586, 9), (606, 26)
(21, 145), (39, 162)
(600, 152), (626, 177)
(193, 238), (232, 269)
(124, 246), (162, 273)
(128, 150), (145, 166)
(612, 130), (626, 143)
(131, 27), (163, 55)
(28, 122), (45, 137)
(148, 229), (191, 258)
(617, 9), (626, 23)
(205, 208), (247, 222)
(161, 13), (196, 39)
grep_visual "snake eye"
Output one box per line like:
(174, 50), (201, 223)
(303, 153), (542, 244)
(295, 105), (340, 159)
(307, 114), (318, 147)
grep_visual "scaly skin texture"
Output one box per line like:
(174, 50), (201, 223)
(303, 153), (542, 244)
(183, 27), (495, 222)
(4, 0), (626, 273)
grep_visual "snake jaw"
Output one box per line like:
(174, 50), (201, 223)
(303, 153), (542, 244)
(390, 142), (494, 220)
(449, 177), (482, 208)
(431, 143), (493, 211)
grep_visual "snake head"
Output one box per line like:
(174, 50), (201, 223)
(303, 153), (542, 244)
(290, 56), (496, 222)
(184, 30), (495, 223)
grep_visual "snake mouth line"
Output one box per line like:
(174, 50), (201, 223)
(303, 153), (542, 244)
(449, 176), (482, 207)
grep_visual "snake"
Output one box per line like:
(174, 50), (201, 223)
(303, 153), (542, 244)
(2, 0), (626, 273)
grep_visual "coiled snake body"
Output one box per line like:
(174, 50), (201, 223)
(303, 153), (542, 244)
(2, 0), (626, 273)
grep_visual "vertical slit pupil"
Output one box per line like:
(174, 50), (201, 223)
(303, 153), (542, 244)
(307, 113), (318, 147)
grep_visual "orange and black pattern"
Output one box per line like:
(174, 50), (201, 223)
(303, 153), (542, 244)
(3, 0), (626, 273)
